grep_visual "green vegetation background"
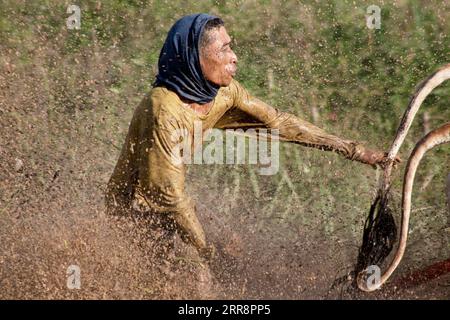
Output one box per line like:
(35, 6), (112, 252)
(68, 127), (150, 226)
(1, 0), (448, 273)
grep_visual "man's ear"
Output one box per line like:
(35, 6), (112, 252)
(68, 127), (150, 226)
(199, 52), (206, 77)
(199, 49), (212, 81)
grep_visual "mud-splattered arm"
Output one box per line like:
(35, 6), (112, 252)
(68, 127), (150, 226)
(215, 79), (385, 166)
(136, 114), (211, 253)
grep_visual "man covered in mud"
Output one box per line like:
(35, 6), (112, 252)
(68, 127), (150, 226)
(105, 14), (400, 261)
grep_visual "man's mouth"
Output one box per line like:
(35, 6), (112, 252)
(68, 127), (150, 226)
(226, 65), (237, 76)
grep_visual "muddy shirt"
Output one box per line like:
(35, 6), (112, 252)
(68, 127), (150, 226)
(105, 79), (366, 235)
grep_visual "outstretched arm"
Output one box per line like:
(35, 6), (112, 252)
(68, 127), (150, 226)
(215, 79), (399, 167)
(137, 111), (214, 259)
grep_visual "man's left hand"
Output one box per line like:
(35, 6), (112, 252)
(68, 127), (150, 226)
(360, 149), (402, 169)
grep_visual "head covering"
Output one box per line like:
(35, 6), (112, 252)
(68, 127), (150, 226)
(153, 13), (221, 104)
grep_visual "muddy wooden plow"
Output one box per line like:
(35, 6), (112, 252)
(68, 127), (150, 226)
(355, 63), (450, 292)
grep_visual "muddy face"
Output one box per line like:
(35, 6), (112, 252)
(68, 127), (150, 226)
(199, 26), (238, 87)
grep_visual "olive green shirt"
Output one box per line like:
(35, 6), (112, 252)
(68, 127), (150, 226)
(106, 79), (366, 219)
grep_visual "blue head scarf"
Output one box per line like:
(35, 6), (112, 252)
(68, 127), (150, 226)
(153, 13), (221, 104)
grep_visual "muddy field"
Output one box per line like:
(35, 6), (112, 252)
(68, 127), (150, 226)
(0, 1), (449, 299)
(0, 78), (447, 298)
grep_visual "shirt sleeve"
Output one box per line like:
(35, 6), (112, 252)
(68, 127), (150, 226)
(214, 79), (367, 162)
(138, 108), (194, 215)
(136, 106), (207, 249)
